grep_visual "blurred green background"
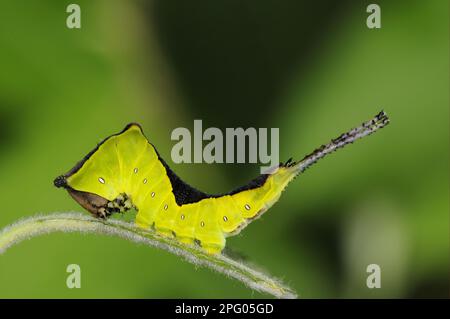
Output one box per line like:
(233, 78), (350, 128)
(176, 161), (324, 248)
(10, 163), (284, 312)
(0, 0), (448, 298)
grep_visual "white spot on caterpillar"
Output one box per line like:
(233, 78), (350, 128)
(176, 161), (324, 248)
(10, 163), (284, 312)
(223, 216), (228, 222)
(181, 214), (185, 220)
(151, 192), (155, 198)
(98, 177), (105, 184)
(133, 168), (138, 174)
(164, 204), (168, 210)
(143, 178), (147, 184)
(244, 204), (251, 210)
(200, 221), (205, 227)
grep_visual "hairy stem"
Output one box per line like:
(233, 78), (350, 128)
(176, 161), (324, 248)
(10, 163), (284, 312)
(0, 212), (297, 299)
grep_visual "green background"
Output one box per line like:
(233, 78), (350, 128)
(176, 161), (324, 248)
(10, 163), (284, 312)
(0, 0), (448, 298)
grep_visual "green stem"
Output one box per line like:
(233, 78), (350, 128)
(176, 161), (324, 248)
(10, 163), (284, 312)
(0, 212), (297, 299)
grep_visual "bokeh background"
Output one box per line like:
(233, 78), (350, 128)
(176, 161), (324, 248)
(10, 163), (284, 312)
(0, 0), (448, 298)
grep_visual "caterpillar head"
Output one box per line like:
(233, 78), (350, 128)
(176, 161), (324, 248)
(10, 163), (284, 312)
(54, 175), (110, 218)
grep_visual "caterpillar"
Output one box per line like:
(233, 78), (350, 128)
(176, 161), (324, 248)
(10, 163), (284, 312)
(54, 111), (389, 254)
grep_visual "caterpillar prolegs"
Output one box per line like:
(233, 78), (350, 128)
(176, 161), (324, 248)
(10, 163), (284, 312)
(54, 111), (389, 254)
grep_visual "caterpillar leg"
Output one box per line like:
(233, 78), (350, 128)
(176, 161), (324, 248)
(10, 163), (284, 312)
(200, 241), (225, 255)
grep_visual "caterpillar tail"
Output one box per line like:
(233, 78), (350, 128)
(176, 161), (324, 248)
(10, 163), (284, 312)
(273, 110), (390, 186)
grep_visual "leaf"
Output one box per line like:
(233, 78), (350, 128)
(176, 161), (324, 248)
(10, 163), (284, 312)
(0, 212), (297, 299)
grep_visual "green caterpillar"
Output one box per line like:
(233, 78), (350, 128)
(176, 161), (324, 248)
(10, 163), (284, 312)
(54, 111), (389, 254)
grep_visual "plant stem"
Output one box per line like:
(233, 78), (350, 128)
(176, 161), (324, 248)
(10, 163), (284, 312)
(0, 212), (297, 299)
